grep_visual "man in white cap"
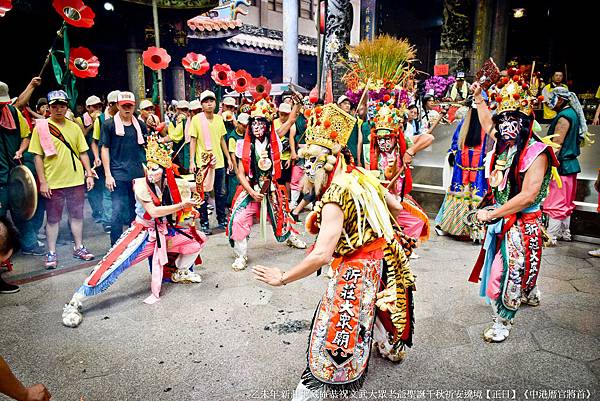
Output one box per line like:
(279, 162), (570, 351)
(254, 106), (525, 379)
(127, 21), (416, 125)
(28, 90), (96, 268)
(165, 99), (191, 171)
(189, 90), (233, 234)
(189, 99), (202, 116)
(100, 91), (148, 245)
(0, 81), (47, 259)
(138, 99), (156, 128)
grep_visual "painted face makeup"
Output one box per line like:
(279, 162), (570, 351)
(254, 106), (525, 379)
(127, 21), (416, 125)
(147, 164), (164, 184)
(376, 133), (396, 153)
(497, 114), (523, 141)
(251, 119), (267, 140)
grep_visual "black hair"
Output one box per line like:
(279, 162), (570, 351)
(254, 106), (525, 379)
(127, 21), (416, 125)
(0, 216), (21, 257)
(464, 108), (483, 148)
(407, 104), (418, 111)
(492, 111), (534, 199)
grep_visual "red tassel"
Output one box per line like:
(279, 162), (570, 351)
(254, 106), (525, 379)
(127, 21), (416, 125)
(242, 125), (252, 176)
(369, 130), (379, 171)
(270, 124), (281, 180)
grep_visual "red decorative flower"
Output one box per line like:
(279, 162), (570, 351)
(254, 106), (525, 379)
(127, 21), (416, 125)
(304, 109), (312, 118)
(329, 131), (338, 140)
(231, 70), (252, 93)
(211, 64), (233, 86)
(495, 96), (503, 103)
(52, 0), (95, 28)
(143, 47), (171, 71)
(69, 47), (99, 78)
(323, 120), (331, 129)
(383, 94), (391, 102)
(249, 76), (271, 100)
(512, 93), (520, 100)
(181, 52), (209, 76)
(0, 0), (13, 17)
(537, 95), (544, 102)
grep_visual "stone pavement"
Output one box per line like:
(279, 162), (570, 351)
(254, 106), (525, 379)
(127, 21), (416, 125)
(1, 223), (599, 401)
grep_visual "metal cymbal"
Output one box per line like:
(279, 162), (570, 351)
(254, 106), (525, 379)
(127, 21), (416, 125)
(8, 165), (38, 220)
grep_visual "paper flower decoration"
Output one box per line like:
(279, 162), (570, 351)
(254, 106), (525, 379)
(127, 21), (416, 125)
(143, 46), (171, 71)
(231, 70), (252, 93)
(424, 76), (456, 99)
(69, 47), (99, 78)
(211, 64), (233, 86)
(249, 76), (271, 100)
(181, 52), (209, 76)
(52, 0), (95, 28)
(0, 0), (13, 17)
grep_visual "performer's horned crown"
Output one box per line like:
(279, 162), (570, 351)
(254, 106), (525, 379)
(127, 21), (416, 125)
(146, 134), (173, 169)
(491, 68), (543, 116)
(305, 103), (356, 150)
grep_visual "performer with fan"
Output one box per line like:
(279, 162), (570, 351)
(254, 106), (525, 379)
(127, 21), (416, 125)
(227, 95), (306, 272)
(468, 69), (559, 343)
(62, 134), (207, 328)
(253, 102), (416, 400)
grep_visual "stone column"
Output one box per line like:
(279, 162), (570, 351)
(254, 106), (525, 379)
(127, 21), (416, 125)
(282, 0), (299, 83)
(436, 0), (473, 74)
(171, 66), (186, 101)
(322, 0), (353, 99)
(471, 0), (494, 74)
(490, 0), (509, 69)
(125, 48), (145, 101)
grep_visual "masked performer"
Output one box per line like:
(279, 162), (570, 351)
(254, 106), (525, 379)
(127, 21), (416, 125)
(435, 99), (490, 242)
(253, 103), (416, 400)
(468, 71), (559, 343)
(227, 97), (306, 271)
(365, 102), (432, 247)
(62, 135), (207, 328)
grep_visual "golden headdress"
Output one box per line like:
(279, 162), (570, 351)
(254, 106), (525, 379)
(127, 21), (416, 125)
(490, 68), (544, 116)
(249, 98), (277, 122)
(146, 134), (174, 169)
(372, 103), (405, 134)
(305, 103), (356, 150)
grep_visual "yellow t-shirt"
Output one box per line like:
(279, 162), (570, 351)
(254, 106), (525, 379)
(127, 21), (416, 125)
(168, 120), (185, 143)
(595, 85), (600, 100)
(273, 118), (291, 161)
(228, 137), (238, 154)
(28, 119), (89, 190)
(189, 113), (227, 169)
(542, 83), (568, 120)
(15, 108), (31, 138)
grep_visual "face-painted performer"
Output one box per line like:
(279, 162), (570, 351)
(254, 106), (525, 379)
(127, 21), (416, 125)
(62, 135), (207, 328)
(227, 97), (306, 272)
(468, 69), (560, 343)
(252, 103), (417, 401)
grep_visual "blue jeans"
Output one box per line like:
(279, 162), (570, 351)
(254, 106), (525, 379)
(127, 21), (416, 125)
(110, 180), (136, 245)
(87, 175), (112, 224)
(200, 167), (227, 226)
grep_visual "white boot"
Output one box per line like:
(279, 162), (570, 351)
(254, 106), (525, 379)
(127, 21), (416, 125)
(521, 286), (541, 306)
(171, 253), (202, 283)
(483, 316), (512, 343)
(292, 381), (322, 401)
(62, 295), (84, 328)
(286, 234), (307, 249)
(232, 238), (248, 271)
(546, 217), (562, 246)
(373, 317), (406, 362)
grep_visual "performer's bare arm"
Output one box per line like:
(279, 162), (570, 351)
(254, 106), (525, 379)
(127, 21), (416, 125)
(384, 191), (403, 218)
(101, 146), (116, 192)
(471, 82), (496, 137)
(79, 152), (95, 191)
(34, 155), (51, 199)
(477, 154), (548, 222)
(141, 197), (201, 219)
(236, 160), (263, 202)
(549, 117), (570, 150)
(0, 356), (51, 401)
(15, 137), (30, 159)
(253, 202), (343, 286)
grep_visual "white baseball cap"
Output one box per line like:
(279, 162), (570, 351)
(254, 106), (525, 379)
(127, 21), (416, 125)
(117, 91), (136, 105)
(176, 100), (190, 110)
(107, 90), (120, 103)
(337, 95), (351, 105)
(222, 97), (237, 107)
(85, 95), (102, 107)
(139, 99), (154, 110)
(278, 102), (292, 114)
(189, 99), (202, 110)
(200, 90), (216, 103)
(0, 82), (10, 103)
(237, 113), (250, 125)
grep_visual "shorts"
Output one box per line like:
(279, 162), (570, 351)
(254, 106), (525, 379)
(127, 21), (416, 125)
(46, 185), (85, 224)
(277, 160), (292, 185)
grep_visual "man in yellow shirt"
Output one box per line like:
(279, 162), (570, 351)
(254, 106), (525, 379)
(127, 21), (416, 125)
(189, 90), (233, 234)
(28, 90), (95, 269)
(542, 70), (568, 122)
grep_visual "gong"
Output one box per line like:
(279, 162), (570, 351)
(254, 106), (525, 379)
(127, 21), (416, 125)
(8, 165), (38, 220)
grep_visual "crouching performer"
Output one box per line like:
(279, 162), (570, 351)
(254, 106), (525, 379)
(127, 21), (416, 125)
(62, 136), (207, 328)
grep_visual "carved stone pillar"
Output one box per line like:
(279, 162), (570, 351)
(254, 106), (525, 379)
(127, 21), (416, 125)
(490, 0), (509, 69)
(435, 0), (473, 75)
(322, 0), (353, 99)
(171, 66), (185, 101)
(471, 0), (494, 75)
(126, 48), (145, 101)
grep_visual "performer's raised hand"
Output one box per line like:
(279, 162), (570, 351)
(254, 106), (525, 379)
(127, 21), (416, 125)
(470, 81), (482, 97)
(252, 265), (284, 287)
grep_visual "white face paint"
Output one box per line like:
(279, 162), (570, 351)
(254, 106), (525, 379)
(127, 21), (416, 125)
(251, 119), (267, 141)
(147, 164), (164, 184)
(376, 131), (396, 153)
(302, 144), (330, 184)
(498, 114), (523, 141)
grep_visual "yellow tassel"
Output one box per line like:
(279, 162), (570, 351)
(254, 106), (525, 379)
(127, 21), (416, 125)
(551, 167), (562, 189)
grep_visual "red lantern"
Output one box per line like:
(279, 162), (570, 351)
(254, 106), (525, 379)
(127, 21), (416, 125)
(211, 64), (233, 86)
(52, 0), (95, 28)
(181, 52), (209, 76)
(0, 0), (13, 17)
(249, 76), (271, 100)
(143, 46), (171, 71)
(69, 47), (99, 78)
(231, 70), (252, 93)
